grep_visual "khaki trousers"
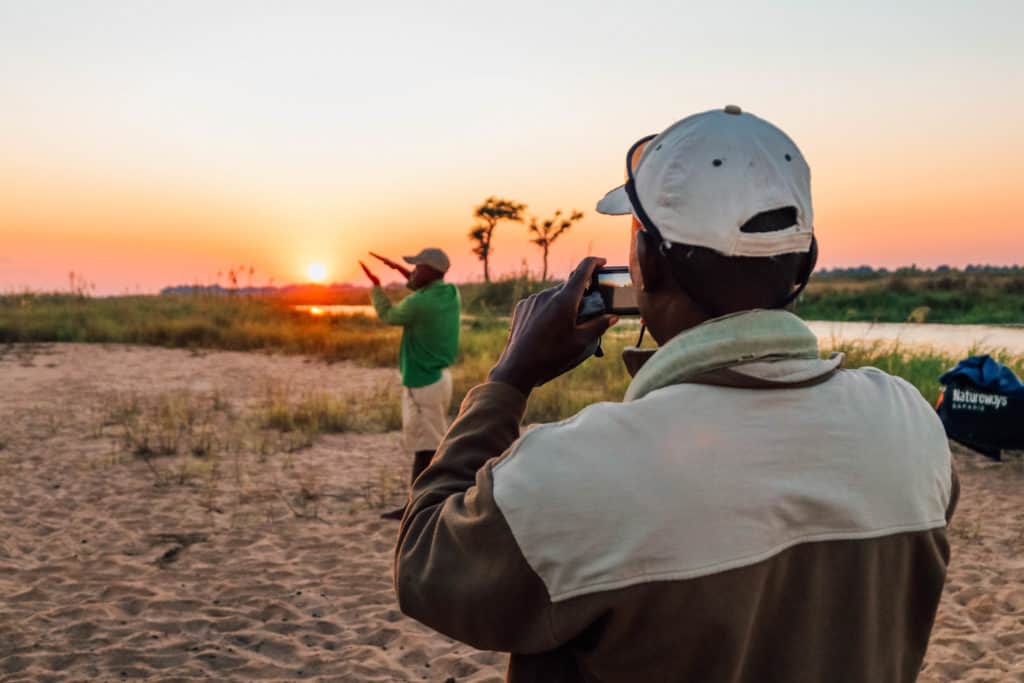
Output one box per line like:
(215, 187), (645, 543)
(401, 370), (453, 453)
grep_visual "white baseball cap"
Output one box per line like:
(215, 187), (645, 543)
(596, 105), (813, 258)
(403, 247), (450, 274)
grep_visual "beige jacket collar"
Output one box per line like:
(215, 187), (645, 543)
(624, 310), (844, 402)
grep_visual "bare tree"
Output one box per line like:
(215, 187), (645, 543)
(527, 210), (584, 282)
(468, 196), (526, 283)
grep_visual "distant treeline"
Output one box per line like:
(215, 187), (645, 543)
(816, 264), (1023, 279)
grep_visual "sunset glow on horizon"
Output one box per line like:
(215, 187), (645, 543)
(306, 263), (328, 284)
(2, 2), (1022, 295)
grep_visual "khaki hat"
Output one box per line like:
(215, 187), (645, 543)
(403, 248), (450, 274)
(597, 105), (813, 258)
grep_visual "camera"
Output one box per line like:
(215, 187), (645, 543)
(588, 266), (640, 317)
(571, 266), (639, 363)
(577, 265), (639, 323)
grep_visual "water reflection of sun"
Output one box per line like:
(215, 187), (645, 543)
(306, 263), (327, 282)
(309, 306), (325, 316)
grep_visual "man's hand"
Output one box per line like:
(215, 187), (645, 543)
(488, 257), (618, 396)
(359, 261), (381, 287)
(370, 252), (412, 279)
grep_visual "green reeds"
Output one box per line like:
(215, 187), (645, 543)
(0, 294), (400, 363)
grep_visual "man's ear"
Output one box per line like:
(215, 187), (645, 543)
(635, 229), (666, 293)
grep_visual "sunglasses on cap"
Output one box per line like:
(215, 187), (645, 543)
(623, 134), (667, 249)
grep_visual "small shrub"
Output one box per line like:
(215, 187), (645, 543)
(886, 277), (912, 294)
(260, 387), (402, 435)
(906, 306), (930, 323)
(104, 390), (232, 461)
(1005, 277), (1024, 295)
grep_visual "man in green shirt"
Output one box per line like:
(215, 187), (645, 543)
(360, 248), (461, 520)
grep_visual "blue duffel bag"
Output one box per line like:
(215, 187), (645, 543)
(936, 355), (1024, 460)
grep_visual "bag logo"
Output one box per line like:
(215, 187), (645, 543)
(951, 387), (1009, 411)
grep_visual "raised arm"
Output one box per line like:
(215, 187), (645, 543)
(370, 286), (420, 326)
(370, 251), (412, 280)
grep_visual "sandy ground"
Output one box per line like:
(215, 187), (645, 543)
(0, 344), (1021, 682)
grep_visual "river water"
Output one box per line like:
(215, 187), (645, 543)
(292, 304), (376, 317)
(806, 321), (1024, 357)
(292, 305), (1023, 357)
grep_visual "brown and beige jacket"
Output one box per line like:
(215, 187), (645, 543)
(395, 310), (958, 682)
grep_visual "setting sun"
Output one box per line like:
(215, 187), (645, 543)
(306, 263), (327, 283)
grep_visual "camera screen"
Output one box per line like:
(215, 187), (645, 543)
(596, 269), (638, 313)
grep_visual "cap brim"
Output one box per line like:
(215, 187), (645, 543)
(595, 185), (633, 215)
(402, 255), (420, 265)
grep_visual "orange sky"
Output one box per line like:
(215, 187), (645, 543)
(2, 3), (1022, 294)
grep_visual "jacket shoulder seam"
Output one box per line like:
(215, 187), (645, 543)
(547, 519), (950, 603)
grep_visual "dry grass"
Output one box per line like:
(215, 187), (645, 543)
(259, 385), (402, 435)
(0, 294), (402, 363)
(825, 340), (1024, 405)
(92, 382), (407, 519)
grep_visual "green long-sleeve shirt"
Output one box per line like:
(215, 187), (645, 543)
(371, 280), (461, 388)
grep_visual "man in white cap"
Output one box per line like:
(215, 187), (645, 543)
(392, 107), (957, 681)
(360, 248), (460, 520)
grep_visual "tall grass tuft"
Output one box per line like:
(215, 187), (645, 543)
(260, 386), (402, 435)
(102, 391), (232, 461)
(829, 340), (1024, 405)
